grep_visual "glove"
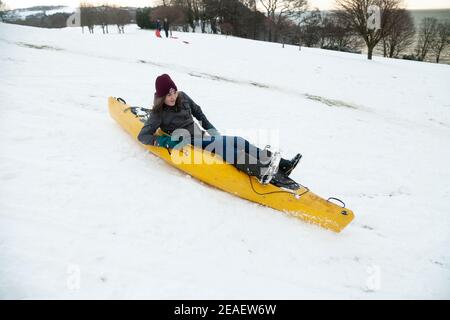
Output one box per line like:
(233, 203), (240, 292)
(154, 135), (189, 149)
(154, 135), (168, 147)
(206, 128), (220, 136)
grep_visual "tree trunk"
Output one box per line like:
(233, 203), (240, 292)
(367, 45), (374, 60)
(389, 44), (395, 58)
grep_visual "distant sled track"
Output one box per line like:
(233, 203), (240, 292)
(2, 36), (361, 110)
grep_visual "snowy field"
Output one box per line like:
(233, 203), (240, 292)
(0, 22), (449, 299)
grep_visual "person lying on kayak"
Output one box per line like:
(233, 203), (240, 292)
(138, 74), (301, 184)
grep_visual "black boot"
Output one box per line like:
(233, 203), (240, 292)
(279, 153), (302, 176)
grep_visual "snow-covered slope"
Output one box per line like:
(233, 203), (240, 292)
(2, 6), (75, 21)
(0, 22), (449, 299)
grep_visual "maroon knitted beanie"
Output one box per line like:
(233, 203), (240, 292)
(155, 74), (178, 97)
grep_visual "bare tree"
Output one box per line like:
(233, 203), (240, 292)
(335, 0), (403, 60)
(431, 20), (450, 63)
(299, 8), (322, 47)
(97, 5), (110, 34)
(80, 2), (97, 34)
(169, 0), (198, 31)
(111, 7), (131, 33)
(380, 8), (415, 58)
(321, 11), (361, 51)
(259, 0), (308, 42)
(242, 0), (264, 39)
(415, 17), (439, 61)
(201, 0), (222, 33)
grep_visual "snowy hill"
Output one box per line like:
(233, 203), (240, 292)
(2, 6), (75, 21)
(0, 22), (449, 299)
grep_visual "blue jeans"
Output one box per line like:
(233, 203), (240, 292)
(191, 135), (266, 165)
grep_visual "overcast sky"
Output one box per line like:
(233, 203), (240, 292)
(4, 0), (450, 10)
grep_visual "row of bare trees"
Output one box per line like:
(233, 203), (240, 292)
(146, 0), (448, 63)
(147, 0), (308, 41)
(335, 0), (402, 60)
(379, 8), (415, 59)
(258, 0), (308, 42)
(327, 0), (449, 62)
(145, 1), (360, 52)
(294, 9), (362, 52)
(415, 18), (450, 63)
(79, 3), (132, 34)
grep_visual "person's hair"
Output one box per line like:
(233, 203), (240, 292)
(152, 92), (181, 114)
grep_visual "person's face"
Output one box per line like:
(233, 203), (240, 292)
(164, 88), (178, 106)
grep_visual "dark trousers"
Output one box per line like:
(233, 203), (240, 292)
(191, 135), (268, 165)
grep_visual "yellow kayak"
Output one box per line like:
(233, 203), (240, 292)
(108, 97), (355, 232)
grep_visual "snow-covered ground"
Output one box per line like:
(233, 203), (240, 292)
(0, 22), (449, 299)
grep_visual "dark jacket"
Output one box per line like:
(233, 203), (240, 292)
(138, 91), (216, 145)
(163, 20), (169, 31)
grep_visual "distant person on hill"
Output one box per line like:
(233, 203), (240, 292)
(137, 74), (302, 185)
(155, 19), (162, 38)
(163, 18), (170, 38)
